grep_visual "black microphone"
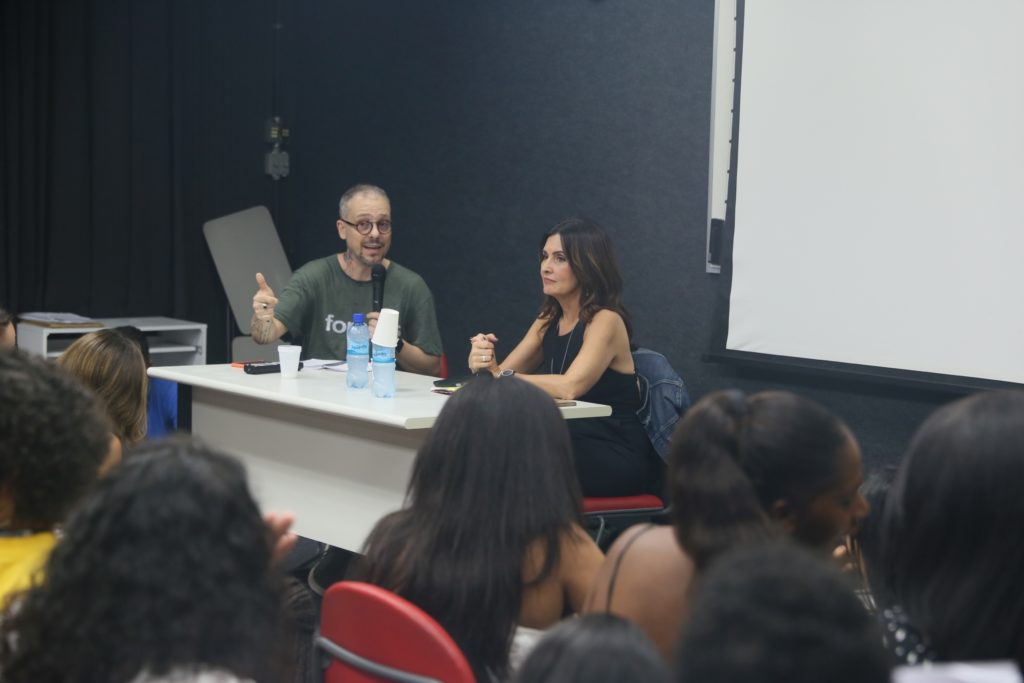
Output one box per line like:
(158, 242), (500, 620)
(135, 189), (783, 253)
(371, 264), (386, 312)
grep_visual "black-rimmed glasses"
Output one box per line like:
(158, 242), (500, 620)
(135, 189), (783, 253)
(340, 218), (392, 235)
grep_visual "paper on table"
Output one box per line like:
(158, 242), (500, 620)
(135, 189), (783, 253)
(18, 312), (101, 328)
(303, 358), (347, 371)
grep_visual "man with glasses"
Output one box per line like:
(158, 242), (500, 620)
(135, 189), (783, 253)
(250, 183), (442, 375)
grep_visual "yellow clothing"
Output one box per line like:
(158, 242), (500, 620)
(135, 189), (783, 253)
(0, 532), (57, 606)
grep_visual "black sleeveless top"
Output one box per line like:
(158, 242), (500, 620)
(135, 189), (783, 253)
(540, 314), (659, 497)
(540, 317), (641, 416)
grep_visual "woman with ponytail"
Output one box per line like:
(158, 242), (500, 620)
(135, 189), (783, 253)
(583, 389), (869, 661)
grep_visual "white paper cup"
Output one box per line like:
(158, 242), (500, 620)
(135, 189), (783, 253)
(372, 308), (400, 348)
(278, 345), (302, 378)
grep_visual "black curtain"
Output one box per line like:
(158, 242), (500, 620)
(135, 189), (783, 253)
(1, 0), (186, 317)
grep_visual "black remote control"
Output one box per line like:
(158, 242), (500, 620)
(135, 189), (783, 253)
(243, 361), (303, 375)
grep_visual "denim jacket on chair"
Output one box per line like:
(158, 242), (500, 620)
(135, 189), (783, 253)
(633, 347), (691, 463)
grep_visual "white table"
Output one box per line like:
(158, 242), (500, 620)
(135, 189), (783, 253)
(148, 364), (612, 551)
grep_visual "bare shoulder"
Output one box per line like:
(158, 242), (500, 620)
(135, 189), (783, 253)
(561, 523), (603, 560)
(581, 309), (628, 349)
(608, 526), (693, 580)
(588, 308), (628, 332)
(527, 316), (552, 340)
(523, 525), (600, 582)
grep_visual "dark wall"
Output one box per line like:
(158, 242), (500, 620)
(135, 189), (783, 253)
(270, 0), (950, 468)
(3, 0), (954, 468)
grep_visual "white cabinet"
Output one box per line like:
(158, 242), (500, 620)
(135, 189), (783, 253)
(17, 317), (207, 366)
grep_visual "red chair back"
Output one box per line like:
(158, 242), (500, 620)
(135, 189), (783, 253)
(319, 581), (475, 683)
(582, 494), (664, 515)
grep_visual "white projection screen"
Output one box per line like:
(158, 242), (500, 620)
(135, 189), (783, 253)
(723, 0), (1024, 387)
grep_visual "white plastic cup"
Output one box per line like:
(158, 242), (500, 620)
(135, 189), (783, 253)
(278, 345), (302, 378)
(372, 308), (400, 348)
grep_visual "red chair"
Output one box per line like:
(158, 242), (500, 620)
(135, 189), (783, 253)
(583, 494), (666, 546)
(318, 581), (475, 683)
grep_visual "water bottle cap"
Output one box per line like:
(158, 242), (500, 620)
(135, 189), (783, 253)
(352, 313), (365, 324)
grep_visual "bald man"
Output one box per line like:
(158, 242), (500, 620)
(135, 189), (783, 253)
(250, 184), (442, 375)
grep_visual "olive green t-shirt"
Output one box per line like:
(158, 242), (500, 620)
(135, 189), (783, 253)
(274, 256), (442, 361)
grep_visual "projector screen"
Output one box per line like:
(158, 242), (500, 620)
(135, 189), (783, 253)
(723, 0), (1024, 386)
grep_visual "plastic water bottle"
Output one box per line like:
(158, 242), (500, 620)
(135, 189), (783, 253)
(371, 343), (396, 398)
(346, 313), (369, 389)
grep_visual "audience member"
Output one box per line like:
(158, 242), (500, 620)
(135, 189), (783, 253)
(675, 540), (891, 683)
(0, 307), (14, 347)
(115, 325), (178, 438)
(879, 390), (1024, 667)
(58, 328), (148, 450)
(469, 217), (661, 497)
(251, 183), (442, 374)
(354, 375), (604, 681)
(841, 464), (897, 611)
(0, 439), (297, 683)
(0, 349), (109, 606)
(585, 389), (869, 660)
(514, 614), (671, 683)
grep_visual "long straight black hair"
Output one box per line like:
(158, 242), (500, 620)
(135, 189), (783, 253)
(357, 375), (583, 681)
(880, 390), (1024, 666)
(669, 390), (851, 568)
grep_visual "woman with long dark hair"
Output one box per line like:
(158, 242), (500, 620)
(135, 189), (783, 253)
(0, 440), (293, 683)
(468, 217), (659, 497)
(355, 375), (604, 682)
(879, 390), (1024, 667)
(584, 390), (869, 660)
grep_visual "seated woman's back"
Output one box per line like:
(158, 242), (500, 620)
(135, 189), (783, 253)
(585, 389), (869, 661)
(356, 376), (603, 682)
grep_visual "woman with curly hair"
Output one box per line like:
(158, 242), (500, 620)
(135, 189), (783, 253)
(58, 327), (148, 447)
(0, 350), (110, 606)
(468, 218), (660, 497)
(355, 375), (604, 682)
(0, 439), (294, 683)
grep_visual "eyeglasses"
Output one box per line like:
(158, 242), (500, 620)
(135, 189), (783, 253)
(341, 218), (392, 235)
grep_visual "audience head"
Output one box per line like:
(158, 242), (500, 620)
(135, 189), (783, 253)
(0, 439), (288, 683)
(846, 464), (897, 598)
(880, 390), (1024, 665)
(336, 183), (391, 269)
(0, 349), (109, 531)
(0, 307), (14, 347)
(360, 375), (582, 681)
(670, 389), (868, 567)
(338, 182), (389, 220)
(113, 325), (152, 367)
(537, 217), (632, 337)
(676, 540), (891, 683)
(515, 614), (671, 683)
(58, 328), (148, 444)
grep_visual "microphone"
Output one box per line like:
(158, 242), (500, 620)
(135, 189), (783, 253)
(371, 264), (387, 312)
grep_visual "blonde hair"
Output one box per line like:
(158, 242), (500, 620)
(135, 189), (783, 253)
(58, 329), (148, 444)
